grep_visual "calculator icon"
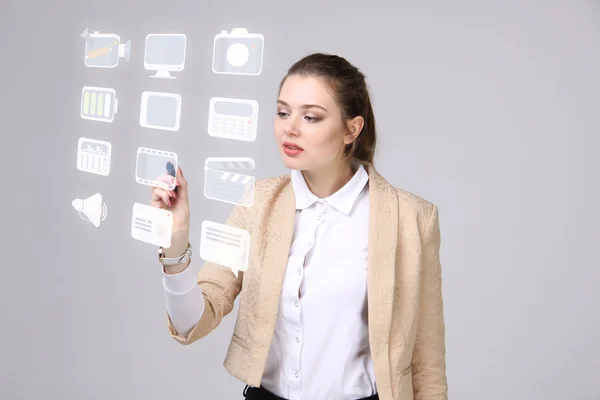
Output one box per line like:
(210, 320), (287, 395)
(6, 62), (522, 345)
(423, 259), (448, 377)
(77, 137), (112, 176)
(208, 97), (258, 142)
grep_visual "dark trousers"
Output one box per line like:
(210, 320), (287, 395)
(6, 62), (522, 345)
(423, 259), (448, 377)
(243, 385), (379, 400)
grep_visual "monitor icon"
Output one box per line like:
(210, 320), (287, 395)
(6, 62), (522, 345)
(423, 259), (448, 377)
(80, 28), (131, 68)
(144, 34), (187, 79)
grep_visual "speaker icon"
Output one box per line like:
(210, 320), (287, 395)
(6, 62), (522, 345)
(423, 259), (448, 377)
(72, 192), (108, 228)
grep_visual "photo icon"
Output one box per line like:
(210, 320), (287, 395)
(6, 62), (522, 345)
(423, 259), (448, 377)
(212, 28), (264, 76)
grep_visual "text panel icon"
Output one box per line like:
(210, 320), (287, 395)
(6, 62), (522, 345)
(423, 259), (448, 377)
(140, 91), (182, 131)
(80, 28), (131, 68)
(131, 203), (173, 248)
(204, 157), (255, 207)
(77, 137), (112, 176)
(135, 147), (178, 191)
(200, 220), (250, 277)
(144, 34), (187, 79)
(72, 192), (107, 228)
(81, 86), (118, 123)
(212, 28), (264, 76)
(208, 97), (258, 142)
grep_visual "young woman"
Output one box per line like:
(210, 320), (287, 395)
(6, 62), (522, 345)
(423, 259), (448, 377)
(152, 53), (448, 400)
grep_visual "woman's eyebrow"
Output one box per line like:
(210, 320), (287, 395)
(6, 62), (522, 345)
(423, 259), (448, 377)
(277, 100), (328, 112)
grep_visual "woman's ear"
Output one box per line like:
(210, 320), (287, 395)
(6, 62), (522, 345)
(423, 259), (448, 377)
(344, 116), (364, 144)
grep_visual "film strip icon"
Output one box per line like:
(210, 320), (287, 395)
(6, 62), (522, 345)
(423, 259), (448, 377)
(203, 157), (255, 207)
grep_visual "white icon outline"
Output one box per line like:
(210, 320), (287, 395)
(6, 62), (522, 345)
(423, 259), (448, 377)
(77, 137), (112, 176)
(208, 97), (258, 142)
(212, 28), (264, 76)
(80, 86), (119, 123)
(135, 147), (178, 191)
(139, 91), (182, 132)
(131, 202), (173, 248)
(203, 157), (255, 207)
(144, 33), (187, 79)
(80, 28), (131, 69)
(72, 192), (108, 228)
(200, 220), (250, 277)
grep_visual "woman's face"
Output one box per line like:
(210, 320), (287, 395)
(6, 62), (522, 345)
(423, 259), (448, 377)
(274, 75), (352, 172)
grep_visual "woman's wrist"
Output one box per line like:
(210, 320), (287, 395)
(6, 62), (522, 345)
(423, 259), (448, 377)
(163, 236), (190, 258)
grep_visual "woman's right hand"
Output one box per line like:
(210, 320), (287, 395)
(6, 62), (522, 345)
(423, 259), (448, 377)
(150, 166), (190, 254)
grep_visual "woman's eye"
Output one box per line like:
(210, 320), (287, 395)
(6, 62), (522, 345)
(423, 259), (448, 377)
(276, 111), (288, 118)
(305, 116), (320, 122)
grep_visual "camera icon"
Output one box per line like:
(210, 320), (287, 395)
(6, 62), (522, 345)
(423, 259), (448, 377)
(212, 28), (264, 76)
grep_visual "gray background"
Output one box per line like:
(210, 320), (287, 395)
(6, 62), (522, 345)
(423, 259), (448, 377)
(1, 1), (599, 399)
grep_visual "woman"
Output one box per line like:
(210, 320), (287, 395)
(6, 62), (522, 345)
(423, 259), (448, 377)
(153, 53), (448, 400)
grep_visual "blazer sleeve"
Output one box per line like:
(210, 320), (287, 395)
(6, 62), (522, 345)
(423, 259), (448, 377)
(166, 202), (249, 345)
(412, 204), (449, 399)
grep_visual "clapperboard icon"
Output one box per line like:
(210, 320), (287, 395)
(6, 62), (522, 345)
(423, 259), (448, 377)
(200, 220), (250, 277)
(203, 157), (255, 207)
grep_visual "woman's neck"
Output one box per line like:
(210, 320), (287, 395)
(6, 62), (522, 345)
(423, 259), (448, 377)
(301, 159), (357, 199)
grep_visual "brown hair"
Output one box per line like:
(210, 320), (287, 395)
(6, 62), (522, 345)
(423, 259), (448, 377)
(278, 53), (377, 167)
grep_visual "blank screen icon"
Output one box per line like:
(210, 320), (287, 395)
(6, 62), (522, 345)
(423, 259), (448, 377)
(140, 91), (182, 131)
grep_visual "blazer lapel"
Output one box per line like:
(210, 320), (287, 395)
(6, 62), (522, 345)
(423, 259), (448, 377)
(364, 162), (399, 398)
(252, 182), (296, 355)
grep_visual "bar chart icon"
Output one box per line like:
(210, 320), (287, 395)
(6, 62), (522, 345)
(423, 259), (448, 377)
(81, 86), (118, 123)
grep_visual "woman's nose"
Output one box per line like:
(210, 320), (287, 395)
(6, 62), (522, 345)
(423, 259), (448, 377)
(284, 119), (300, 136)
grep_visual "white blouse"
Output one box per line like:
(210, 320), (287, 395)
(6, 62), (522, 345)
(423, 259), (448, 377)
(163, 164), (375, 400)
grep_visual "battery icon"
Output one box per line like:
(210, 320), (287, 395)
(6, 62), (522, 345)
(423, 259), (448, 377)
(81, 86), (118, 123)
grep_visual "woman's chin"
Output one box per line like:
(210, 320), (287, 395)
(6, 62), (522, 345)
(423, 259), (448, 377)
(281, 156), (302, 169)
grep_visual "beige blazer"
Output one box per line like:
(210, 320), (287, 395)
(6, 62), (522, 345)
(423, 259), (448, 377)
(166, 161), (448, 400)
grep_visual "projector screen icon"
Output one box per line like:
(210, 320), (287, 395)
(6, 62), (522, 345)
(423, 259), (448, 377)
(144, 33), (187, 79)
(212, 28), (264, 76)
(80, 28), (131, 68)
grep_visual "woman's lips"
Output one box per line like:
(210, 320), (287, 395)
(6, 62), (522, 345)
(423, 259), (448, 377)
(283, 143), (304, 156)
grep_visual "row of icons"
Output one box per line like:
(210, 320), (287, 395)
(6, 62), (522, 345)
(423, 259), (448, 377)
(72, 193), (250, 277)
(81, 86), (258, 141)
(76, 140), (256, 207)
(81, 27), (264, 77)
